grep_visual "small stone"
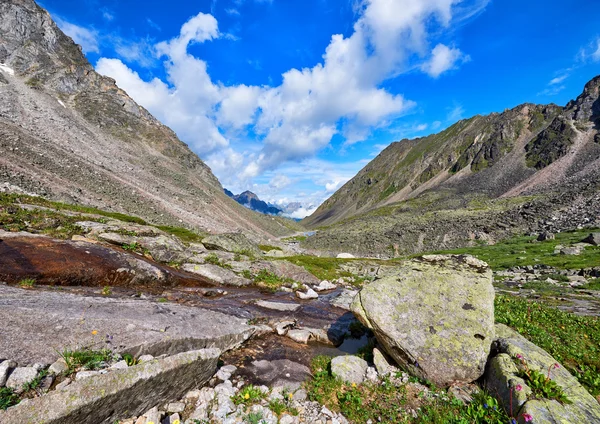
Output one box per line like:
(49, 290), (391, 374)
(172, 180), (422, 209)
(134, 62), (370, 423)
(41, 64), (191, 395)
(48, 358), (69, 375)
(55, 378), (72, 391)
(6, 367), (38, 392)
(279, 414), (296, 424)
(138, 354), (155, 363)
(38, 375), (54, 394)
(216, 365), (237, 381)
(296, 288), (319, 300)
(373, 348), (398, 377)
(287, 329), (312, 344)
(0, 360), (16, 386)
(314, 280), (336, 292)
(165, 412), (181, 424)
(166, 402), (185, 413)
(256, 300), (301, 312)
(110, 360), (129, 370)
(32, 363), (46, 372)
(331, 356), (368, 384)
(366, 366), (378, 382)
(143, 406), (163, 424)
(275, 320), (296, 336)
(292, 389), (307, 402)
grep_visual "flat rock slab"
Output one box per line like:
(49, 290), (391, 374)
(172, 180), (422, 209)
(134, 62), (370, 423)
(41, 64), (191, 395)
(181, 263), (251, 287)
(0, 230), (214, 287)
(0, 285), (255, 364)
(244, 359), (311, 390)
(255, 300), (301, 312)
(486, 324), (600, 424)
(0, 348), (220, 424)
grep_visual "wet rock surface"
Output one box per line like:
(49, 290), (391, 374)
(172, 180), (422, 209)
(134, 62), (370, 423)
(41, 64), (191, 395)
(0, 230), (214, 288)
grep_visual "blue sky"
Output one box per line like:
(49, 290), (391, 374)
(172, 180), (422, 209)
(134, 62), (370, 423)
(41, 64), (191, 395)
(41, 0), (600, 217)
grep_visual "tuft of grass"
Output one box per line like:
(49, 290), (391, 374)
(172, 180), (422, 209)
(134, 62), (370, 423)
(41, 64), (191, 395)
(580, 278), (600, 291)
(495, 295), (600, 395)
(60, 348), (114, 374)
(0, 387), (19, 410)
(204, 253), (233, 269)
(18, 278), (35, 288)
(244, 412), (265, 424)
(232, 385), (268, 407)
(253, 269), (293, 292)
(282, 255), (353, 281)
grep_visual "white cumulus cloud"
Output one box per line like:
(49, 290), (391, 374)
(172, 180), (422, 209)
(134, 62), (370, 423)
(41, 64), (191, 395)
(421, 43), (469, 78)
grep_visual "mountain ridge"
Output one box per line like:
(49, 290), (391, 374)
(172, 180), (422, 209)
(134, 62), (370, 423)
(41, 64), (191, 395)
(302, 76), (600, 256)
(0, 0), (299, 239)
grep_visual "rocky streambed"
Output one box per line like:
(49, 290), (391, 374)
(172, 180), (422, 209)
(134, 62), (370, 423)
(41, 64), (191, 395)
(1, 225), (600, 423)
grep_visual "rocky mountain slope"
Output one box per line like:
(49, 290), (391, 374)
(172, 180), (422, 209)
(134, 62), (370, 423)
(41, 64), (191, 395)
(225, 189), (283, 216)
(303, 76), (600, 256)
(0, 0), (298, 240)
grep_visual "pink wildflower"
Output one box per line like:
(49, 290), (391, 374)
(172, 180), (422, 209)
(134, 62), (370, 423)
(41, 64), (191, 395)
(522, 413), (533, 422)
(515, 384), (523, 392)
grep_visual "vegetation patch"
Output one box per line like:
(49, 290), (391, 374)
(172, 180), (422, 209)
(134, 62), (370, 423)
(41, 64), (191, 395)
(157, 225), (206, 244)
(60, 348), (115, 375)
(305, 355), (510, 423)
(428, 228), (600, 270)
(253, 269), (293, 292)
(204, 253), (233, 269)
(258, 244), (282, 252)
(0, 387), (19, 410)
(495, 295), (600, 395)
(232, 384), (268, 407)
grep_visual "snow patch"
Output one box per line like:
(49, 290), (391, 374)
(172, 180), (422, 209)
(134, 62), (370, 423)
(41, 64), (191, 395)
(0, 64), (15, 76)
(57, 99), (66, 108)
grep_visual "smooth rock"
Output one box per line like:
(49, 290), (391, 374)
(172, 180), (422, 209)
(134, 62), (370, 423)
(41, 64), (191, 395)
(314, 280), (336, 292)
(336, 253), (355, 259)
(373, 347), (398, 377)
(6, 366), (38, 392)
(331, 355), (368, 384)
(275, 320), (296, 336)
(583, 233), (600, 246)
(351, 255), (495, 387)
(166, 402), (185, 413)
(110, 360), (129, 370)
(0, 359), (16, 386)
(216, 364), (237, 381)
(330, 289), (358, 311)
(48, 358), (68, 375)
(287, 329), (313, 344)
(180, 263), (252, 287)
(296, 288), (318, 300)
(75, 370), (104, 380)
(486, 324), (600, 423)
(256, 300), (301, 312)
(138, 355), (155, 363)
(246, 359), (310, 390)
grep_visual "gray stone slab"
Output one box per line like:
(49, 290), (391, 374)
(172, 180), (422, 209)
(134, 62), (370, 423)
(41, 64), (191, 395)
(0, 285), (255, 364)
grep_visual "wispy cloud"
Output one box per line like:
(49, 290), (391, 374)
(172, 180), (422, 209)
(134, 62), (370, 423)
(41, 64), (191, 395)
(54, 16), (99, 54)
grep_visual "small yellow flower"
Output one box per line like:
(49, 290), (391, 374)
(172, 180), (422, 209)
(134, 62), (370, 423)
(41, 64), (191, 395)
(351, 383), (357, 388)
(244, 393), (250, 400)
(561, 326), (565, 329)
(147, 422), (155, 424)
(288, 393), (293, 399)
(173, 420), (180, 424)
(91, 330), (98, 335)
(584, 334), (589, 338)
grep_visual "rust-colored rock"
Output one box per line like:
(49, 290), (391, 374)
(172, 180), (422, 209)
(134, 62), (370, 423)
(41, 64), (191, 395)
(0, 230), (213, 288)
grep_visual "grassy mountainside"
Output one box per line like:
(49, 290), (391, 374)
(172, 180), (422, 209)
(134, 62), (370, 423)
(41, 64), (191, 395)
(302, 76), (600, 256)
(0, 0), (301, 240)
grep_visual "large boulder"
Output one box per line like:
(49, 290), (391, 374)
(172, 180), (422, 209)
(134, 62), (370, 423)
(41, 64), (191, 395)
(351, 255), (495, 387)
(0, 349), (220, 424)
(486, 324), (600, 423)
(202, 233), (262, 256)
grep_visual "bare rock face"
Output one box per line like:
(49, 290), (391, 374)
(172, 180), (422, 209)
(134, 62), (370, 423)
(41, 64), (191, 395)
(0, 0), (292, 241)
(351, 255), (495, 387)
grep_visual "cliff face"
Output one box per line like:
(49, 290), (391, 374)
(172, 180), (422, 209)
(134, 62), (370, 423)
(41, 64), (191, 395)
(0, 0), (296, 239)
(302, 76), (600, 256)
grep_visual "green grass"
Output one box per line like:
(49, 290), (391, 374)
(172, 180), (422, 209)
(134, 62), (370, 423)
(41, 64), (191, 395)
(282, 255), (352, 281)
(305, 355), (510, 423)
(495, 295), (600, 395)
(282, 235), (307, 242)
(258, 244), (282, 252)
(580, 278), (600, 291)
(428, 228), (600, 270)
(232, 384), (268, 406)
(0, 387), (19, 410)
(204, 253), (233, 269)
(253, 269), (293, 292)
(156, 225), (206, 244)
(60, 348), (114, 374)
(18, 278), (36, 288)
